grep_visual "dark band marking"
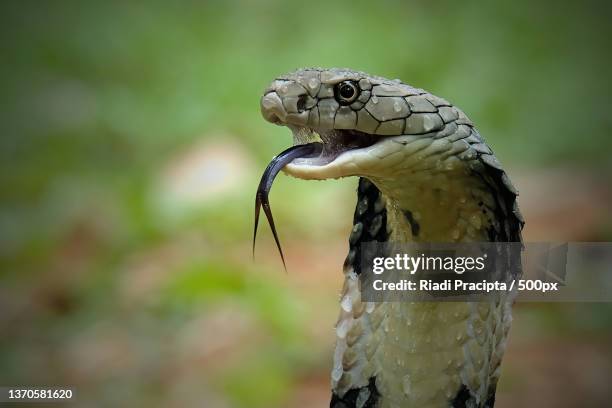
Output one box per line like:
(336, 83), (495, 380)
(451, 385), (475, 408)
(402, 209), (420, 237)
(330, 377), (379, 408)
(344, 178), (388, 275)
(450, 384), (497, 408)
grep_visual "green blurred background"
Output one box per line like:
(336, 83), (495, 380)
(0, 0), (611, 407)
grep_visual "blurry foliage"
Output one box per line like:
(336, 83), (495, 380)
(159, 258), (304, 341)
(0, 0), (610, 406)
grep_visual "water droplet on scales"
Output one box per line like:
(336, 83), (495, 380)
(341, 295), (352, 312)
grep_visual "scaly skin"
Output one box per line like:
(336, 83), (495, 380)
(260, 68), (524, 408)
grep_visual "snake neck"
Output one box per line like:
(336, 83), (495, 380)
(331, 175), (518, 408)
(346, 171), (497, 261)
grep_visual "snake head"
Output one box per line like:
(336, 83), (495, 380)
(260, 68), (471, 182)
(257, 68), (522, 266)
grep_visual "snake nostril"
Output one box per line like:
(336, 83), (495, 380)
(297, 95), (307, 113)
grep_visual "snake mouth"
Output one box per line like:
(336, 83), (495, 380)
(286, 126), (382, 173)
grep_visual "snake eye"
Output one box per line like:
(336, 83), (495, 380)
(335, 81), (359, 104)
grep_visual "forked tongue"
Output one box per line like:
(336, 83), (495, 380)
(253, 142), (323, 270)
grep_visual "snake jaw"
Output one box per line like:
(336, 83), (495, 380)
(283, 136), (385, 180)
(284, 149), (360, 180)
(283, 125), (383, 179)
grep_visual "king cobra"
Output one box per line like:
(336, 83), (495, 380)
(254, 68), (524, 408)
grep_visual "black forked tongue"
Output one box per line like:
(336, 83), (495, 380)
(253, 142), (323, 270)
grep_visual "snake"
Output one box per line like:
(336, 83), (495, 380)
(254, 68), (524, 408)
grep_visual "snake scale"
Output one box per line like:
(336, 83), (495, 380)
(256, 68), (524, 408)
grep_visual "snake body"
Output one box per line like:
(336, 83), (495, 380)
(258, 68), (524, 408)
